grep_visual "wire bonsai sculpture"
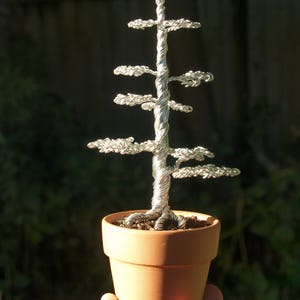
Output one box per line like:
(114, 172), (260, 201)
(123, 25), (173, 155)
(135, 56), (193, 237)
(88, 0), (240, 230)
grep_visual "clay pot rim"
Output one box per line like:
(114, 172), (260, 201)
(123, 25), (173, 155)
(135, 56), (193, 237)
(103, 209), (219, 234)
(102, 209), (221, 266)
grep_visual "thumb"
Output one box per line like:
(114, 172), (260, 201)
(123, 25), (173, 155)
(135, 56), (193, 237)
(101, 293), (118, 300)
(203, 284), (223, 300)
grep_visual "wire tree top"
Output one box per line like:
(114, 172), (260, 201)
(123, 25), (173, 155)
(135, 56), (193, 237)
(88, 0), (240, 230)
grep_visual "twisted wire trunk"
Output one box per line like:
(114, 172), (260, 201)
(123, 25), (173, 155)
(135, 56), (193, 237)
(151, 0), (171, 212)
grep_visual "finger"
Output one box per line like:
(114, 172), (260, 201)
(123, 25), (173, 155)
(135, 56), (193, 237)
(101, 293), (118, 300)
(203, 284), (223, 300)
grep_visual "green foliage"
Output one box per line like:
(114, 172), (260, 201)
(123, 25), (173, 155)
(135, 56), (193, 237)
(0, 65), (115, 299)
(215, 168), (300, 300)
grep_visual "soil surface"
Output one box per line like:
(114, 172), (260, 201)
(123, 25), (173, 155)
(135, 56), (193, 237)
(114, 215), (211, 230)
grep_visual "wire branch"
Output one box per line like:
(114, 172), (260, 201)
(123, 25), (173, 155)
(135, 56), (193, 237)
(172, 164), (241, 179)
(87, 137), (157, 155)
(114, 93), (193, 113)
(167, 146), (215, 170)
(114, 65), (157, 77)
(141, 100), (193, 113)
(128, 19), (157, 29)
(170, 146), (215, 162)
(169, 70), (214, 87)
(114, 93), (155, 106)
(164, 19), (201, 32)
(128, 18), (200, 32)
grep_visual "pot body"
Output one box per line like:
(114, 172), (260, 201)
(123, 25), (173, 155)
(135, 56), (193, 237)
(102, 210), (220, 300)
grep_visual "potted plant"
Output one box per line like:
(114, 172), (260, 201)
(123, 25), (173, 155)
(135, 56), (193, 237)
(88, 1), (240, 299)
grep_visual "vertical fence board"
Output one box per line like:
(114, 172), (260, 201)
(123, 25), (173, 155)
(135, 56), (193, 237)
(247, 0), (300, 160)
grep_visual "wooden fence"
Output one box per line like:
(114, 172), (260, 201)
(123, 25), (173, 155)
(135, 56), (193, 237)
(1, 0), (299, 166)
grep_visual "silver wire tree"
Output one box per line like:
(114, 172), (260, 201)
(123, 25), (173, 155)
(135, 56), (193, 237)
(88, 0), (240, 230)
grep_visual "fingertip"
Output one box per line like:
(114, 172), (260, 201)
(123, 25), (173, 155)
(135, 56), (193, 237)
(203, 284), (223, 300)
(101, 293), (118, 300)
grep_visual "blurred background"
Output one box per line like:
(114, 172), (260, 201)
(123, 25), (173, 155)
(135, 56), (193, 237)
(0, 0), (299, 299)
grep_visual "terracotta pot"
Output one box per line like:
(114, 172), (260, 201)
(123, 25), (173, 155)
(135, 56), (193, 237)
(102, 210), (220, 300)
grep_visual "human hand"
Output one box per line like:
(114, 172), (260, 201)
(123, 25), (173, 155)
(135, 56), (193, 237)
(101, 284), (223, 300)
